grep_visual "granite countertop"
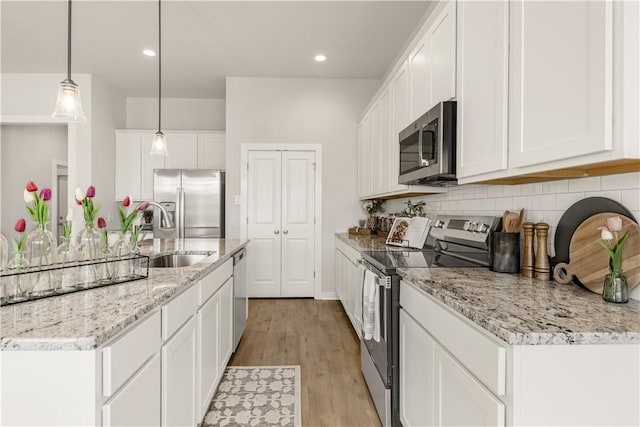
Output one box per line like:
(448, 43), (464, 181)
(335, 232), (640, 346)
(399, 268), (640, 346)
(0, 238), (248, 351)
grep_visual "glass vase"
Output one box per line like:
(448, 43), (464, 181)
(0, 233), (7, 272)
(97, 245), (114, 284)
(55, 236), (78, 289)
(7, 253), (32, 300)
(602, 268), (629, 304)
(76, 221), (100, 286)
(112, 232), (132, 279)
(26, 222), (56, 293)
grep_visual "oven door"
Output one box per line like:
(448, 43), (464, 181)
(361, 264), (392, 387)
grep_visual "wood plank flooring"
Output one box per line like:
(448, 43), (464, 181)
(229, 299), (382, 427)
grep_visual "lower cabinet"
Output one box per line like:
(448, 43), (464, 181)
(102, 354), (161, 427)
(335, 239), (363, 337)
(218, 279), (234, 369)
(198, 291), (220, 419)
(162, 316), (197, 427)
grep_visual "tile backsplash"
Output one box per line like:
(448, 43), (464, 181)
(383, 171), (640, 258)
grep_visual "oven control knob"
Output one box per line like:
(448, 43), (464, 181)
(433, 220), (444, 228)
(479, 223), (489, 233)
(469, 222), (478, 232)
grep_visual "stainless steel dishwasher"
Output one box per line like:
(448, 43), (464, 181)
(232, 248), (247, 351)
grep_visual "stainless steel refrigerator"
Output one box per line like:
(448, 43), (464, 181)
(153, 169), (225, 239)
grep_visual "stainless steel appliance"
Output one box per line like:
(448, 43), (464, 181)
(398, 101), (457, 186)
(233, 248), (247, 351)
(153, 169), (225, 239)
(359, 214), (500, 427)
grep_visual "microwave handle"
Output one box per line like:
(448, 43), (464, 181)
(417, 124), (426, 167)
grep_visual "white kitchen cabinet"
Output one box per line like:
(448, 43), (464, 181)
(165, 133), (199, 169)
(141, 134), (165, 200)
(456, 0), (509, 179)
(162, 315), (197, 427)
(409, 31), (431, 121)
(335, 238), (363, 338)
(115, 132), (143, 200)
(377, 87), (393, 195)
(102, 354), (161, 427)
(197, 132), (226, 170)
(509, 1), (612, 168)
(369, 101), (382, 196)
(389, 62), (410, 193)
(197, 290), (220, 420)
(399, 309), (435, 427)
(218, 278), (234, 370)
(429, 0), (456, 107)
(357, 115), (371, 198)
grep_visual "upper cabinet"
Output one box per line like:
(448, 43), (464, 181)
(409, 33), (431, 122)
(115, 130), (226, 201)
(456, 0), (509, 179)
(457, 1), (639, 184)
(429, 1), (457, 108)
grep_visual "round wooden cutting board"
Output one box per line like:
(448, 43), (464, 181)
(553, 213), (640, 294)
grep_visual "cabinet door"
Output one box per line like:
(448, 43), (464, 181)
(429, 1), (456, 106)
(103, 353), (161, 427)
(141, 133), (166, 200)
(399, 309), (435, 427)
(409, 32), (431, 120)
(281, 151), (316, 297)
(197, 292), (219, 420)
(509, 1), (612, 167)
(357, 114), (372, 198)
(377, 86), (392, 195)
(390, 62), (410, 192)
(247, 150), (282, 297)
(115, 132), (142, 201)
(162, 316), (197, 427)
(435, 345), (505, 427)
(197, 133), (225, 170)
(456, 0), (509, 178)
(348, 257), (363, 337)
(369, 101), (382, 196)
(165, 133), (198, 169)
(218, 279), (234, 370)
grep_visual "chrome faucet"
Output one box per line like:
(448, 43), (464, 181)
(146, 201), (175, 229)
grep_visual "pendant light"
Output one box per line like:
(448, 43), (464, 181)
(52, 0), (86, 122)
(150, 0), (169, 156)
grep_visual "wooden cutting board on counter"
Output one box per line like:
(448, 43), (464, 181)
(554, 213), (640, 294)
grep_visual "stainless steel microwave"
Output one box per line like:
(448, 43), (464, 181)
(398, 101), (457, 186)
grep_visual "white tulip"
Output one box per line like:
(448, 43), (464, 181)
(23, 189), (34, 203)
(600, 228), (613, 241)
(75, 187), (84, 202)
(66, 209), (74, 222)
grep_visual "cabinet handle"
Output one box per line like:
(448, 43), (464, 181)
(283, 230), (289, 235)
(274, 230), (280, 235)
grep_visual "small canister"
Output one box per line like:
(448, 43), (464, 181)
(490, 232), (521, 274)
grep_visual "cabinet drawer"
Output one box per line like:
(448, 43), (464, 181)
(401, 281), (507, 396)
(103, 311), (161, 397)
(162, 285), (199, 340)
(199, 258), (233, 305)
(335, 238), (361, 265)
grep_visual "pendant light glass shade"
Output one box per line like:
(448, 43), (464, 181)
(52, 0), (86, 122)
(150, 131), (169, 156)
(52, 78), (86, 121)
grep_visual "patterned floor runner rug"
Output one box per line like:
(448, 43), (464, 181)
(202, 365), (302, 427)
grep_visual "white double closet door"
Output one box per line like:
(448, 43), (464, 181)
(247, 150), (316, 298)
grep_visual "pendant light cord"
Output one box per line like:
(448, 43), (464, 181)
(67, 0), (72, 81)
(157, 0), (162, 133)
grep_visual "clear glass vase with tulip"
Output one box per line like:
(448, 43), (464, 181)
(597, 216), (630, 303)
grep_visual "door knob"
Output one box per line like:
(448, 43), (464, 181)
(283, 230), (289, 235)
(274, 230), (280, 235)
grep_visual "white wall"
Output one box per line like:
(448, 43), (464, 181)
(0, 125), (67, 237)
(126, 97), (225, 130)
(226, 76), (379, 297)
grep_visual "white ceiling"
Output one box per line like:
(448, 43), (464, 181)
(1, 1), (432, 98)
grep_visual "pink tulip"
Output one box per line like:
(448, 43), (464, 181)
(75, 198), (84, 206)
(97, 217), (107, 229)
(137, 202), (150, 211)
(86, 185), (96, 198)
(14, 219), (26, 233)
(26, 181), (37, 192)
(123, 196), (131, 207)
(605, 216), (622, 232)
(39, 188), (52, 201)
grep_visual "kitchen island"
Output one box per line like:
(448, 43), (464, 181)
(0, 238), (248, 426)
(335, 232), (640, 426)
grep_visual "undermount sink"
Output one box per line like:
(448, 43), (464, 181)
(147, 252), (215, 268)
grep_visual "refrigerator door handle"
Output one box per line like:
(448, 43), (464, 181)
(179, 188), (185, 239)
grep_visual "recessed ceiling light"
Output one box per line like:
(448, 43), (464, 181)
(143, 49), (156, 57)
(314, 54), (327, 62)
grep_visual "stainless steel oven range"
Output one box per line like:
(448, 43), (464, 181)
(359, 214), (501, 427)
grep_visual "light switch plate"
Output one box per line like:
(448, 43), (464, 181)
(234, 195), (241, 205)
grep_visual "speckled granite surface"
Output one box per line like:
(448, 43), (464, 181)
(398, 268), (640, 345)
(335, 232), (408, 252)
(0, 239), (248, 351)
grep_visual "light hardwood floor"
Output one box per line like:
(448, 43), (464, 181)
(229, 299), (382, 427)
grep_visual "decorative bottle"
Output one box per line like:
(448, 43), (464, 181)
(25, 222), (56, 293)
(76, 221), (100, 286)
